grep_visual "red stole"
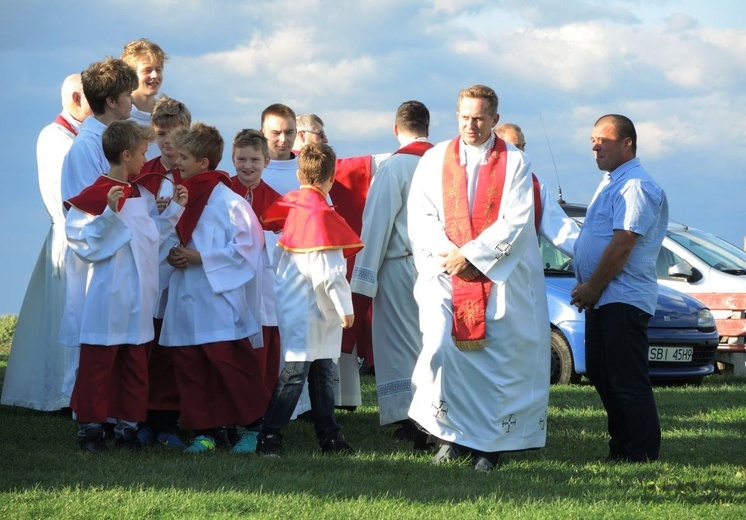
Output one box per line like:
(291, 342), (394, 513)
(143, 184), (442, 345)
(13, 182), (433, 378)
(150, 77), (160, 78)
(132, 156), (182, 197)
(64, 176), (140, 215)
(176, 170), (232, 246)
(262, 185), (363, 258)
(54, 114), (78, 137)
(392, 140), (433, 157)
(229, 177), (282, 227)
(442, 137), (507, 350)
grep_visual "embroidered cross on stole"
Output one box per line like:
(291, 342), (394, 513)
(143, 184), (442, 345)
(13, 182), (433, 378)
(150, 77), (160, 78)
(441, 136), (507, 351)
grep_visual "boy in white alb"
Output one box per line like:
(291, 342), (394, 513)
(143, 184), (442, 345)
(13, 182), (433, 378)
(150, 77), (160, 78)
(121, 38), (168, 160)
(62, 121), (187, 452)
(159, 123), (271, 454)
(256, 143), (361, 456)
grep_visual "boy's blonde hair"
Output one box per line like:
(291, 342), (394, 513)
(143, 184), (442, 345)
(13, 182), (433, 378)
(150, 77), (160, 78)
(121, 38), (168, 68)
(297, 143), (336, 185)
(103, 120), (155, 165)
(151, 96), (192, 129)
(176, 123), (224, 170)
(81, 58), (139, 116)
(233, 129), (270, 159)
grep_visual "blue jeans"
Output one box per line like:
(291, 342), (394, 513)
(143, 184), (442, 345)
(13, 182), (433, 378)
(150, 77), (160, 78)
(585, 302), (661, 462)
(260, 358), (340, 445)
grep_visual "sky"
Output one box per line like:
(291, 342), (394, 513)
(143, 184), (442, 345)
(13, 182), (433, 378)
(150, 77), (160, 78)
(1, 0), (745, 314)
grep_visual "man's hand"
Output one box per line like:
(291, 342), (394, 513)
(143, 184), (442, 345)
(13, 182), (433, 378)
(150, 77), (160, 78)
(439, 249), (471, 276)
(341, 314), (355, 329)
(107, 186), (124, 213)
(570, 282), (600, 313)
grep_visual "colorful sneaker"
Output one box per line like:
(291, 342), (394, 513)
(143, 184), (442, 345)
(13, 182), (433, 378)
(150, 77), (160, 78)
(184, 435), (216, 453)
(256, 433), (283, 457)
(157, 431), (187, 450)
(231, 430), (259, 454)
(136, 426), (156, 447)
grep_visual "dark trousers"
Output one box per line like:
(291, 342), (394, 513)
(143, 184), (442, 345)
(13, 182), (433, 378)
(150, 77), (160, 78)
(585, 302), (661, 462)
(260, 358), (341, 445)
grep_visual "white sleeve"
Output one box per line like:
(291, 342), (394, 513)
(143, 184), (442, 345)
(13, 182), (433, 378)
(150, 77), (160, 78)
(311, 249), (353, 318)
(65, 206), (131, 263)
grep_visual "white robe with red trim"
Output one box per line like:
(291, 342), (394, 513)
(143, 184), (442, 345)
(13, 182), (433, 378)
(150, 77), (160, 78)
(407, 137), (550, 453)
(350, 145), (425, 425)
(1, 113), (80, 410)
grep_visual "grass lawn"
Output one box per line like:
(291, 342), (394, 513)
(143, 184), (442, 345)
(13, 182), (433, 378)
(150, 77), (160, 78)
(1, 316), (745, 519)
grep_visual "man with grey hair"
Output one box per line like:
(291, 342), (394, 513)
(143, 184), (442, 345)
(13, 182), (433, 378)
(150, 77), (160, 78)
(1, 73), (92, 411)
(293, 113), (328, 152)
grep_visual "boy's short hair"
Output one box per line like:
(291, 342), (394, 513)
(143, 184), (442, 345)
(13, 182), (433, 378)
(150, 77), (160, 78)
(261, 103), (296, 127)
(176, 123), (224, 170)
(396, 100), (430, 136)
(103, 120), (156, 164)
(151, 96), (192, 129)
(121, 38), (168, 68)
(82, 58), (138, 115)
(297, 143), (336, 185)
(233, 129), (270, 159)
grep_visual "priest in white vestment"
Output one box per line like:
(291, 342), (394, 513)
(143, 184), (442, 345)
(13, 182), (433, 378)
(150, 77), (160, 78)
(407, 85), (551, 472)
(1, 74), (91, 411)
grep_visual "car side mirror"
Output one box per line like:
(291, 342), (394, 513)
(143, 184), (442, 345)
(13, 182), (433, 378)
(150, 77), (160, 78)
(668, 261), (703, 283)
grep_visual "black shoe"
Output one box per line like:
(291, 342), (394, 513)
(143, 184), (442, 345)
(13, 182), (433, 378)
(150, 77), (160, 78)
(320, 432), (354, 455)
(335, 405), (357, 412)
(78, 425), (109, 453)
(473, 456), (496, 473)
(213, 427), (234, 450)
(432, 443), (469, 465)
(256, 433), (283, 457)
(115, 426), (142, 450)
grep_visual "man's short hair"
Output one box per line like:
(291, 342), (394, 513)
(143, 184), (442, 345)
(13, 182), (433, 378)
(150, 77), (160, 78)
(457, 84), (498, 115)
(261, 103), (297, 127)
(151, 96), (192, 129)
(595, 114), (637, 154)
(298, 143), (336, 185)
(102, 120), (155, 164)
(176, 123), (224, 170)
(233, 129), (270, 159)
(81, 58), (138, 115)
(296, 113), (325, 130)
(395, 100), (430, 136)
(121, 38), (168, 68)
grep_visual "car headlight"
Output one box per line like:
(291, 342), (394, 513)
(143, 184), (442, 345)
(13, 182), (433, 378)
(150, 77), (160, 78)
(697, 308), (716, 331)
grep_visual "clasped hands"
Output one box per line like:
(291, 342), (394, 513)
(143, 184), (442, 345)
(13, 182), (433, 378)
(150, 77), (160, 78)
(440, 249), (480, 281)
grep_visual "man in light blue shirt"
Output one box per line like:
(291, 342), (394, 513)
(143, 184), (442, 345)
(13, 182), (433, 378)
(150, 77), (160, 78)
(571, 114), (668, 463)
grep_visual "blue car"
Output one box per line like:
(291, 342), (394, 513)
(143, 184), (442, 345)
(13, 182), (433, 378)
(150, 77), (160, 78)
(541, 235), (720, 385)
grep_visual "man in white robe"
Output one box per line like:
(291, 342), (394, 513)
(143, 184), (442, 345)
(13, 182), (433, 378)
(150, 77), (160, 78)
(407, 85), (550, 472)
(351, 101), (432, 435)
(1, 74), (91, 411)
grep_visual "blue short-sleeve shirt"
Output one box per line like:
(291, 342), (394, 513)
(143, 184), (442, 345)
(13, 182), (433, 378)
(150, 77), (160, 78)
(574, 158), (669, 315)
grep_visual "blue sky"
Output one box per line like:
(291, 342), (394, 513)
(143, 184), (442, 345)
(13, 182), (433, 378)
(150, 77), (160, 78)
(1, 0), (745, 314)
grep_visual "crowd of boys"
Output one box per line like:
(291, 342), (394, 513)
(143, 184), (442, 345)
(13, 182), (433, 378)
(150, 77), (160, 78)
(2, 38), (668, 472)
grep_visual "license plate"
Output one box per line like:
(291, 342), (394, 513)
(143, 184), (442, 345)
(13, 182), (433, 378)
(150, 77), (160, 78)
(648, 346), (693, 362)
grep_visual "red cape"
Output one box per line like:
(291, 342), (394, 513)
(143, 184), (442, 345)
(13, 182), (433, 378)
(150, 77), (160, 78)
(64, 176), (139, 215)
(176, 170), (232, 246)
(132, 156), (183, 197)
(262, 185), (363, 258)
(230, 177), (282, 227)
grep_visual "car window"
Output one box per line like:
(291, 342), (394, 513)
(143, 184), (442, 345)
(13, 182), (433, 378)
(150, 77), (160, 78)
(656, 247), (686, 280)
(540, 236), (574, 274)
(667, 228), (746, 274)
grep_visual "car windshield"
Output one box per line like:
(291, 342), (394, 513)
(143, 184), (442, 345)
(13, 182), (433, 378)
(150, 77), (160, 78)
(667, 228), (746, 274)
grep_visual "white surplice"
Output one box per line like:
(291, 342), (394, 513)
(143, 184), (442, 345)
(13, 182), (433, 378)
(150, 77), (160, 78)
(1, 113), (80, 410)
(407, 137), (551, 453)
(159, 183), (263, 348)
(59, 190), (183, 347)
(129, 106), (160, 160)
(350, 143), (425, 425)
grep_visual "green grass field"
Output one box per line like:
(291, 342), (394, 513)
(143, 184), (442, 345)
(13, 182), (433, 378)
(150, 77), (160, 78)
(1, 314), (744, 519)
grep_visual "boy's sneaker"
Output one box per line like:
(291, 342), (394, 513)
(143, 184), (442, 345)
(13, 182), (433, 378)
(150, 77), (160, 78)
(320, 432), (354, 455)
(231, 430), (259, 454)
(184, 435), (216, 454)
(115, 426), (142, 450)
(157, 431), (187, 450)
(78, 425), (108, 453)
(256, 433), (283, 457)
(136, 426), (156, 447)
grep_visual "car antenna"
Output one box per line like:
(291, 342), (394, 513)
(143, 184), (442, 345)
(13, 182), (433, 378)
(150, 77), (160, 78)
(539, 113), (564, 203)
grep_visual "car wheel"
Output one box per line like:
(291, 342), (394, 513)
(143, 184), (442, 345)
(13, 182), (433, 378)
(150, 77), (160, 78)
(550, 329), (579, 385)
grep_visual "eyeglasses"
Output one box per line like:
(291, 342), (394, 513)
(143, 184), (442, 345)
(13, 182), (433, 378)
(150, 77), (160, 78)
(301, 129), (327, 139)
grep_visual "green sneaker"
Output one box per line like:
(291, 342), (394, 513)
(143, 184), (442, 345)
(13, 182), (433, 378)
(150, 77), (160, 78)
(231, 430), (259, 454)
(184, 435), (216, 453)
